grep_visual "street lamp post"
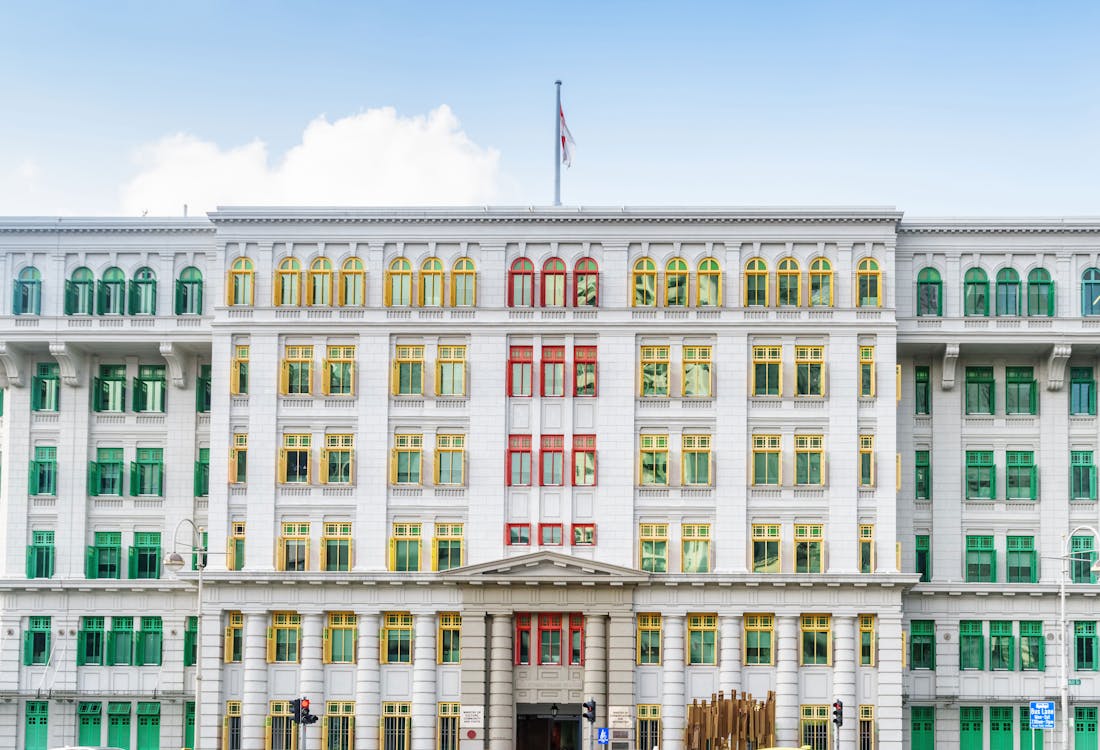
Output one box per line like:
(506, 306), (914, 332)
(164, 518), (210, 750)
(1060, 524), (1100, 750)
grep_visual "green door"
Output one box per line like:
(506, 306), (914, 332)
(183, 701), (194, 750)
(136, 702), (160, 750)
(1077, 707), (1098, 750)
(1020, 705), (1044, 750)
(24, 701), (48, 750)
(961, 707), (984, 750)
(911, 706), (935, 750)
(990, 707), (1013, 750)
(78, 702), (102, 745)
(108, 703), (131, 750)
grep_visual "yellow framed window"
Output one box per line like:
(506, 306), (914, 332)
(795, 434), (824, 485)
(382, 613), (413, 664)
(681, 523), (711, 573)
(795, 345), (825, 396)
(224, 700), (242, 750)
(859, 435), (875, 487)
(800, 615), (831, 665)
(800, 705), (830, 749)
(687, 613), (718, 664)
(794, 524), (824, 573)
(632, 257), (657, 306)
(391, 434), (423, 485)
(389, 523), (421, 572)
(859, 346), (876, 397)
(665, 257), (689, 306)
(227, 522), (245, 572)
(281, 345), (314, 395)
(266, 612), (301, 663)
(639, 523), (668, 573)
(438, 702), (461, 750)
(752, 434), (782, 485)
(697, 257), (722, 306)
(385, 258), (413, 307)
(419, 257), (445, 307)
(229, 433), (247, 483)
(744, 614), (774, 665)
(231, 345), (249, 395)
(809, 257), (833, 306)
(777, 257), (801, 306)
(858, 524), (875, 574)
(438, 614), (461, 664)
(451, 257), (476, 307)
(858, 705), (875, 749)
(681, 434), (712, 486)
(323, 702), (355, 750)
(338, 257), (365, 306)
(321, 522), (352, 572)
(223, 612), (243, 663)
(433, 523), (464, 571)
(279, 434), (311, 484)
(323, 345), (355, 396)
(639, 434), (669, 485)
(278, 522), (310, 572)
(859, 615), (876, 666)
(640, 345), (670, 397)
(227, 257), (254, 306)
(637, 613), (662, 665)
(392, 345), (424, 395)
(856, 257), (882, 307)
(744, 257), (768, 306)
(322, 434), (354, 485)
(266, 700), (297, 750)
(752, 345), (782, 396)
(752, 523), (781, 573)
(436, 345), (467, 396)
(382, 703), (412, 750)
(638, 705), (662, 750)
(307, 257), (333, 306)
(435, 434), (465, 485)
(323, 613), (357, 664)
(682, 345), (712, 397)
(274, 257), (302, 306)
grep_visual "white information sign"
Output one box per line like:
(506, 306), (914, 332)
(461, 706), (485, 728)
(609, 707), (634, 729)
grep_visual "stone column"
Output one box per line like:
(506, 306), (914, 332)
(876, 614), (904, 749)
(487, 613), (513, 750)
(582, 614), (608, 728)
(833, 615), (857, 748)
(607, 613), (636, 731)
(354, 613), (381, 750)
(413, 613), (438, 750)
(661, 614), (686, 750)
(718, 614), (742, 695)
(459, 612), (488, 750)
(299, 612), (324, 750)
(774, 615), (799, 746)
(241, 611), (269, 750)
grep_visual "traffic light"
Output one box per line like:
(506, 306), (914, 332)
(832, 700), (844, 727)
(291, 698), (302, 724)
(301, 698), (319, 725)
(582, 698), (597, 724)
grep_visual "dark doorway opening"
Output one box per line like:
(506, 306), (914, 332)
(516, 705), (580, 750)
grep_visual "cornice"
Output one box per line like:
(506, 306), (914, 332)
(900, 218), (1100, 235)
(0, 217), (214, 234)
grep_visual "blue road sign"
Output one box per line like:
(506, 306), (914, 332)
(1030, 701), (1056, 730)
(597, 727), (610, 745)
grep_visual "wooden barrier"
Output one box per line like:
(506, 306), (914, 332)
(684, 690), (776, 750)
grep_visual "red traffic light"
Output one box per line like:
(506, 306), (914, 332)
(301, 699), (310, 711)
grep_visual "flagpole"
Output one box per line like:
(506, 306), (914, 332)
(554, 79), (562, 206)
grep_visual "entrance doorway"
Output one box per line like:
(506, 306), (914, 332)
(516, 705), (580, 750)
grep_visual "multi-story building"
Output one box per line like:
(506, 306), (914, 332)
(0, 207), (1095, 750)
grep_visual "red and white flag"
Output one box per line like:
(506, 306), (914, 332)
(560, 105), (576, 167)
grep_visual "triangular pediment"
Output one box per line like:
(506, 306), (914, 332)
(442, 550), (649, 584)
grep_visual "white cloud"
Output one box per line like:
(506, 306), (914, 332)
(119, 105), (504, 215)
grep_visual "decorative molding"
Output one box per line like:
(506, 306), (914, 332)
(0, 342), (25, 388)
(941, 343), (960, 390)
(0, 218), (213, 234)
(1047, 344), (1072, 391)
(900, 219), (1100, 235)
(48, 342), (84, 387)
(158, 342), (187, 389)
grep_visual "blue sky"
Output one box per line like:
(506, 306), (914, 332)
(2, 1), (1099, 215)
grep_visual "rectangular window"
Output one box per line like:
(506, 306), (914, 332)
(184, 616), (197, 667)
(639, 434), (669, 485)
(1071, 367), (1097, 415)
(915, 534), (931, 582)
(859, 614), (875, 666)
(438, 613), (461, 664)
(224, 612), (243, 663)
(910, 620), (935, 669)
(87, 531), (122, 579)
(26, 530), (54, 579)
(325, 701), (355, 750)
(538, 613), (562, 665)
(433, 523), (464, 571)
(801, 614), (831, 665)
(752, 523), (781, 573)
(231, 345), (249, 395)
(435, 434), (465, 485)
(794, 524), (823, 574)
(541, 345), (565, 397)
(392, 433), (422, 485)
(681, 434), (712, 486)
(639, 523), (668, 573)
(800, 705), (830, 750)
(574, 345), (598, 396)
(637, 705), (662, 750)
(1076, 621), (1097, 670)
(437, 702), (460, 750)
(135, 616), (163, 666)
(687, 613), (717, 665)
(320, 434), (353, 484)
(1006, 450), (1037, 500)
(859, 435), (875, 487)
(1006, 536), (1036, 583)
(29, 446), (57, 496)
(682, 345), (712, 397)
(859, 705), (875, 750)
(392, 345), (424, 396)
(133, 364), (166, 412)
(515, 614), (532, 665)
(859, 525), (875, 574)
(859, 346), (876, 397)
(915, 365), (931, 414)
(681, 524), (711, 573)
(390, 523), (421, 572)
(1005, 366), (1037, 414)
(507, 435), (532, 486)
(130, 531), (161, 579)
(23, 616), (50, 665)
(569, 614), (585, 665)
(507, 345), (533, 396)
(196, 363), (212, 412)
(505, 523), (530, 546)
(323, 612), (357, 664)
(959, 620), (984, 670)
(965, 451), (996, 499)
(130, 447), (164, 496)
(914, 450), (931, 500)
(89, 447), (124, 496)
(1071, 535), (1097, 584)
(795, 345), (825, 396)
(268, 612), (301, 663)
(752, 345), (782, 396)
(539, 523), (563, 546)
(572, 434), (596, 486)
(281, 345), (313, 395)
(744, 614), (774, 665)
(1020, 620), (1045, 671)
(965, 366), (995, 414)
(965, 535), (996, 582)
(540, 435), (564, 486)
(382, 702), (411, 750)
(93, 364), (127, 412)
(78, 616), (105, 666)
(752, 434), (781, 485)
(637, 613), (662, 665)
(323, 345), (356, 396)
(227, 522), (245, 572)
(436, 345), (466, 396)
(30, 362), (59, 412)
(267, 701), (295, 750)
(321, 522), (352, 572)
(230, 434), (247, 483)
(795, 435), (824, 485)
(107, 616), (134, 666)
(280, 433), (311, 484)
(572, 523), (596, 546)
(1072, 451), (1098, 501)
(990, 620), (1014, 671)
(278, 522), (310, 572)
(193, 447), (210, 497)
(640, 345), (670, 397)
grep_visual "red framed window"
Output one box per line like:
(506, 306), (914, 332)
(539, 523), (563, 546)
(508, 259), (534, 307)
(515, 614), (532, 664)
(542, 258), (567, 307)
(505, 524), (531, 546)
(574, 257), (599, 307)
(541, 346), (565, 397)
(538, 614), (563, 665)
(572, 523), (596, 546)
(572, 435), (597, 486)
(569, 613), (585, 665)
(540, 435), (564, 486)
(507, 435), (532, 486)
(507, 346), (533, 397)
(574, 345), (598, 397)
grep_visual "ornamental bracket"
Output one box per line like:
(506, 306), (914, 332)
(0, 342), (25, 388)
(159, 342), (187, 389)
(941, 343), (960, 390)
(49, 342), (85, 387)
(1047, 344), (1072, 391)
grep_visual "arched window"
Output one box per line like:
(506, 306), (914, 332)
(995, 268), (1020, 316)
(386, 258), (413, 307)
(307, 258), (333, 306)
(574, 258), (599, 307)
(339, 258), (365, 306)
(697, 258), (721, 307)
(508, 258), (534, 307)
(665, 258), (688, 306)
(963, 268), (989, 316)
(856, 258), (881, 307)
(175, 267), (203, 315)
(809, 258), (833, 307)
(542, 258), (566, 307)
(776, 258), (800, 307)
(916, 268), (942, 317)
(419, 258), (444, 307)
(452, 258), (476, 307)
(13, 266), (41, 315)
(632, 258), (657, 307)
(1027, 268), (1053, 317)
(275, 258), (302, 306)
(98, 267), (126, 315)
(744, 258), (768, 307)
(129, 267), (157, 315)
(65, 267), (94, 315)
(1083, 268), (1100, 316)
(227, 258), (255, 306)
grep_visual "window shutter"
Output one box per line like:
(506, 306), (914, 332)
(127, 280), (137, 315)
(95, 280), (106, 314)
(1030, 466), (1038, 500)
(135, 631), (145, 665)
(276, 538), (286, 572)
(64, 280), (75, 314)
(319, 450), (329, 485)
(76, 630), (87, 666)
(22, 631), (32, 666)
(27, 462), (38, 495)
(25, 547), (34, 579)
(383, 272), (393, 306)
(1029, 380), (1038, 414)
(175, 280), (184, 315)
(387, 539), (395, 571)
(105, 630), (115, 666)
(129, 462), (138, 497)
(348, 539), (354, 569)
(85, 547), (97, 579)
(127, 547), (136, 579)
(322, 627), (331, 663)
(266, 627), (275, 662)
